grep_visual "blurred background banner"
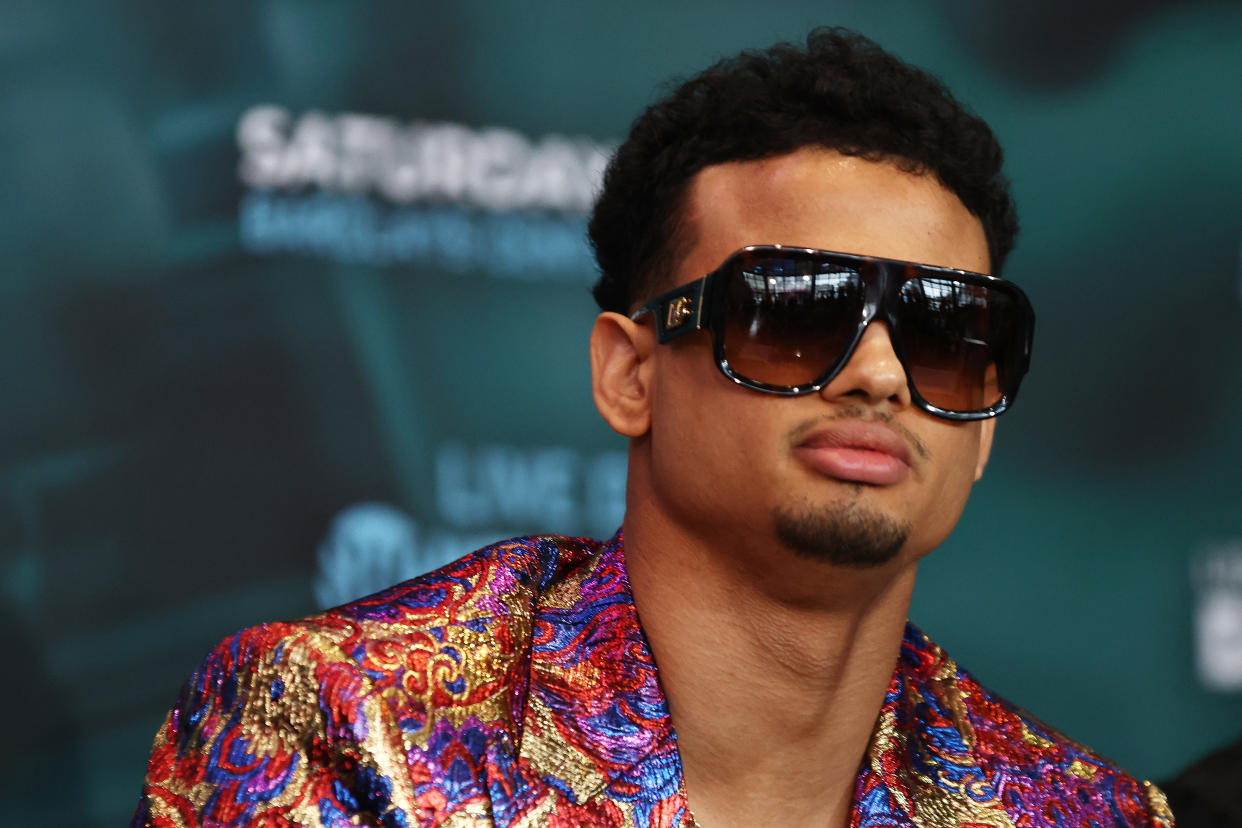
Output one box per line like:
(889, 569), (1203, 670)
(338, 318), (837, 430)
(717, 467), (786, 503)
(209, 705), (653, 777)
(2, 1), (1240, 824)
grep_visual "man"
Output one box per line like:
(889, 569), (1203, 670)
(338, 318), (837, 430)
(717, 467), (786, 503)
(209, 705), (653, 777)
(134, 29), (1172, 828)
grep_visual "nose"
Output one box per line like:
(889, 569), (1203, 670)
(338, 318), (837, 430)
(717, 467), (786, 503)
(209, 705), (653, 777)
(818, 321), (912, 408)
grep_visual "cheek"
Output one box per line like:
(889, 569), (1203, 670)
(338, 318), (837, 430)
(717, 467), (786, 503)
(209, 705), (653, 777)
(647, 351), (774, 507)
(646, 353), (717, 497)
(907, 427), (984, 549)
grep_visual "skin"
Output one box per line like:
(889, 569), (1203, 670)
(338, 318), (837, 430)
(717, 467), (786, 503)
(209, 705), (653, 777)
(589, 147), (996, 828)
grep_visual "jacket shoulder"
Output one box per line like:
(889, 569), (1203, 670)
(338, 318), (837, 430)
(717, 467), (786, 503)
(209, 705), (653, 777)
(135, 534), (601, 827)
(905, 626), (1174, 827)
(178, 534), (594, 721)
(973, 694), (1173, 826)
(303, 533), (599, 712)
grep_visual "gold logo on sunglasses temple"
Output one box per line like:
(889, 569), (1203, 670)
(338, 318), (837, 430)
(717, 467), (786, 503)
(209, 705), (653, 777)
(665, 296), (694, 329)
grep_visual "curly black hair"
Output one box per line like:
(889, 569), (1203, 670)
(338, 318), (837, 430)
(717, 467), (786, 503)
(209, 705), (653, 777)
(588, 27), (1018, 313)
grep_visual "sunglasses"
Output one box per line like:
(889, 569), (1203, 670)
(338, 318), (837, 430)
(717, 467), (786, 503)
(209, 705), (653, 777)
(630, 245), (1034, 421)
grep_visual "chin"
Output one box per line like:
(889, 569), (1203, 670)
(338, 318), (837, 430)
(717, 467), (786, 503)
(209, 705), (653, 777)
(772, 501), (911, 569)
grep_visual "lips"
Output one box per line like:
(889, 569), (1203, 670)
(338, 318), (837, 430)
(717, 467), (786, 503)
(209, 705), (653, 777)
(792, 421), (913, 486)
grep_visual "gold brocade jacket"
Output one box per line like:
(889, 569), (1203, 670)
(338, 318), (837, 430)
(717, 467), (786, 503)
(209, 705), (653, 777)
(134, 533), (1174, 827)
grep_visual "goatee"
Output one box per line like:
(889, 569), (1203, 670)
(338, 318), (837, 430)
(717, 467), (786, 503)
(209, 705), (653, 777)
(773, 501), (910, 567)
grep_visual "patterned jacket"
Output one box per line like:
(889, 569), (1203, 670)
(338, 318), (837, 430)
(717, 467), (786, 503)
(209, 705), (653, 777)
(133, 533), (1173, 827)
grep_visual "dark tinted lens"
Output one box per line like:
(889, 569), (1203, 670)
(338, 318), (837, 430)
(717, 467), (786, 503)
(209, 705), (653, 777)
(897, 277), (1016, 412)
(722, 254), (864, 388)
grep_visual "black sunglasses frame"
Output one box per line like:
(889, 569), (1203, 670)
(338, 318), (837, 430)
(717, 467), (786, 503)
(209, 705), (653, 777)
(630, 245), (1035, 421)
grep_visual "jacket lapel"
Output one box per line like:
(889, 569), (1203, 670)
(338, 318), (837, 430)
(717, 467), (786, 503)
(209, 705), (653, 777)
(518, 533), (688, 827)
(852, 624), (1014, 828)
(508, 540), (1010, 828)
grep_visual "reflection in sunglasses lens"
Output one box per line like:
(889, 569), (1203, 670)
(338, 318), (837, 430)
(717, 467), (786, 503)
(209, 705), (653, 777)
(897, 278), (1006, 412)
(723, 256), (863, 388)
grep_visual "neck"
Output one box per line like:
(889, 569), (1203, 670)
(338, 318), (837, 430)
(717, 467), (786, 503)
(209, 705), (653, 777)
(623, 507), (917, 828)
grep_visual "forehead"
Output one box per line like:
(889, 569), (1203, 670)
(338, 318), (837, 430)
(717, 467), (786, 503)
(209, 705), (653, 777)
(676, 148), (990, 284)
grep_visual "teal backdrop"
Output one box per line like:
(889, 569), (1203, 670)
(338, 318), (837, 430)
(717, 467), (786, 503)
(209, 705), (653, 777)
(2, 2), (1241, 825)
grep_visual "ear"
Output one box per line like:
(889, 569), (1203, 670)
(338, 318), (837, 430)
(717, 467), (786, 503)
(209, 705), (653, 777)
(973, 418), (996, 481)
(590, 312), (653, 438)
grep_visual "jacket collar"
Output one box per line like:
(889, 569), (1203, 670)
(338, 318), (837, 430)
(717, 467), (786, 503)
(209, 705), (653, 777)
(853, 623), (1013, 827)
(515, 534), (1006, 827)
(520, 532), (686, 823)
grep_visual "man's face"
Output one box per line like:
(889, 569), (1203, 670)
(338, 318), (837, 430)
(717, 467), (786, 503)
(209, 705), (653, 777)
(634, 147), (996, 571)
